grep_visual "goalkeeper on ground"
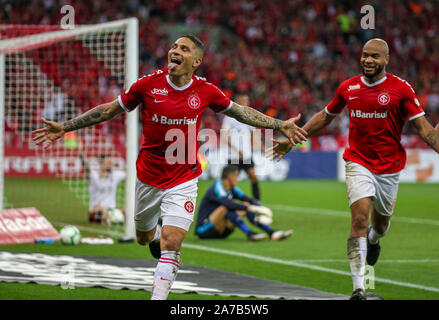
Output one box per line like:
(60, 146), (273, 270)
(194, 165), (293, 241)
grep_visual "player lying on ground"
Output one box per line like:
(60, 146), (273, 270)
(266, 38), (439, 300)
(78, 142), (126, 225)
(221, 94), (263, 200)
(195, 165), (293, 241)
(32, 34), (307, 300)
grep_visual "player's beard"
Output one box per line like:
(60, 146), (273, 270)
(362, 63), (384, 79)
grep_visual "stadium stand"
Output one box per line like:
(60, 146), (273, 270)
(2, 0), (439, 150)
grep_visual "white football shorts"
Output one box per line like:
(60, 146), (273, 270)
(345, 161), (400, 216)
(134, 177), (198, 232)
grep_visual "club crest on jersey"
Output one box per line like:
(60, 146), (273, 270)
(188, 94), (201, 109)
(378, 92), (390, 105)
(184, 201), (194, 213)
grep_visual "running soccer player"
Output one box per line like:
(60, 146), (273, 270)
(221, 94), (262, 200)
(266, 38), (439, 300)
(32, 35), (307, 300)
(195, 165), (293, 241)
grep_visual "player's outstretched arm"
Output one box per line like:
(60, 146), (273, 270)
(266, 109), (336, 161)
(411, 116), (439, 154)
(32, 99), (124, 149)
(222, 102), (307, 145)
(77, 141), (90, 179)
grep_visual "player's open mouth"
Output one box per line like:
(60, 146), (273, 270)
(170, 57), (182, 65)
(363, 65), (375, 72)
(168, 57), (182, 71)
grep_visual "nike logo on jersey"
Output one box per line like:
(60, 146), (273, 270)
(349, 96), (359, 100)
(154, 98), (166, 103)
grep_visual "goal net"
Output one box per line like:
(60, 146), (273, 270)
(0, 18), (138, 239)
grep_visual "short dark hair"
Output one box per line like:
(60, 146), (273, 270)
(98, 153), (110, 162)
(221, 165), (239, 179)
(181, 34), (204, 56)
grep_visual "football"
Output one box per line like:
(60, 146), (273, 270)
(249, 205), (273, 225)
(255, 214), (273, 225)
(108, 208), (125, 225)
(59, 225), (81, 245)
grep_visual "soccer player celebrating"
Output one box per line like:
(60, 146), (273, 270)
(266, 38), (439, 300)
(195, 165), (293, 241)
(32, 35), (307, 300)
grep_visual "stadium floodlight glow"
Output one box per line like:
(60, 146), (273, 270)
(0, 18), (139, 239)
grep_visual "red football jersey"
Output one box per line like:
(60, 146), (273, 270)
(118, 69), (232, 188)
(325, 73), (425, 174)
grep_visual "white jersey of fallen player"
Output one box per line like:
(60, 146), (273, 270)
(88, 169), (126, 210)
(221, 115), (254, 160)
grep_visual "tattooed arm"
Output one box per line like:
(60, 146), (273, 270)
(411, 116), (439, 153)
(222, 102), (307, 145)
(32, 99), (123, 149)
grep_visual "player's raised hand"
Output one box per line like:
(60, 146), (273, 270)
(32, 118), (65, 149)
(265, 138), (293, 162)
(279, 114), (307, 146)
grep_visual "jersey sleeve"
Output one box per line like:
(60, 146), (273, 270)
(325, 82), (347, 115)
(207, 83), (233, 113)
(232, 187), (260, 205)
(401, 82), (425, 121)
(113, 170), (126, 183)
(118, 76), (148, 112)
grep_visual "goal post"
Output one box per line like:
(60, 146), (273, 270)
(0, 54), (5, 211)
(0, 18), (139, 239)
(123, 18), (138, 240)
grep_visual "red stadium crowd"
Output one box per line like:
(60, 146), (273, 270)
(2, 0), (439, 150)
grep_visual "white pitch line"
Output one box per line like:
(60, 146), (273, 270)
(292, 259), (439, 264)
(183, 243), (439, 294)
(267, 204), (439, 227)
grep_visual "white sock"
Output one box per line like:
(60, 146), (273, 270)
(347, 237), (367, 291)
(150, 224), (161, 243)
(368, 221), (390, 245)
(151, 250), (180, 300)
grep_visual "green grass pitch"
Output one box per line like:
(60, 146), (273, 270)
(1, 178), (439, 300)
